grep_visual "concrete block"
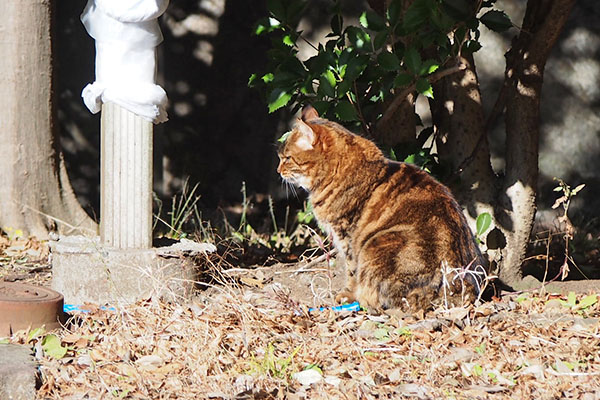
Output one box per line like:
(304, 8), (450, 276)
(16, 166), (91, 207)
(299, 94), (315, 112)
(0, 344), (37, 400)
(50, 236), (216, 305)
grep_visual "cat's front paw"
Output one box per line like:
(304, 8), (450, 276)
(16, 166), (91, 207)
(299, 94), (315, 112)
(335, 289), (356, 305)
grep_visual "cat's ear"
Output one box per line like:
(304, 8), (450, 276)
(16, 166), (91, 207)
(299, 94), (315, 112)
(294, 118), (316, 150)
(301, 105), (319, 122)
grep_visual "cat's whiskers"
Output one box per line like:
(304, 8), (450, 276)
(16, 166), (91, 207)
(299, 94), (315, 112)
(280, 177), (299, 200)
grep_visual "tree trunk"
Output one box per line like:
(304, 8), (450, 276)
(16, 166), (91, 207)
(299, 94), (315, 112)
(0, 0), (97, 239)
(498, 0), (576, 287)
(431, 54), (497, 222)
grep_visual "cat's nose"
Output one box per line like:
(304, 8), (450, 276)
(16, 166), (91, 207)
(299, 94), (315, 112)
(277, 161), (282, 174)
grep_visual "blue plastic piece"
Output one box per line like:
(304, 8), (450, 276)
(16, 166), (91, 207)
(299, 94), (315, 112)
(63, 304), (117, 313)
(308, 301), (360, 313)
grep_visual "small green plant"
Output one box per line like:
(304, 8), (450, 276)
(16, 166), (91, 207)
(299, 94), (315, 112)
(551, 178), (586, 280)
(475, 212), (492, 245)
(552, 178), (585, 224)
(559, 292), (598, 313)
(515, 293), (528, 303)
(2, 226), (24, 241)
(474, 342), (486, 355)
(303, 363), (322, 374)
(154, 178), (203, 240)
(246, 343), (301, 380)
(373, 326), (391, 341)
(296, 200), (314, 225)
(41, 334), (68, 359)
(393, 326), (412, 337)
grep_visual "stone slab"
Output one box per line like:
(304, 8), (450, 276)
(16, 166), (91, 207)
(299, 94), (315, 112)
(0, 344), (37, 400)
(50, 236), (216, 305)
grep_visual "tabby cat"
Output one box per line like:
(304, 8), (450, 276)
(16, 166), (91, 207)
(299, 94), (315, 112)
(277, 106), (485, 312)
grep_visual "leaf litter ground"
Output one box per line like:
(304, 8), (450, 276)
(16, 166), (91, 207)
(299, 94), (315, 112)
(1, 238), (600, 399)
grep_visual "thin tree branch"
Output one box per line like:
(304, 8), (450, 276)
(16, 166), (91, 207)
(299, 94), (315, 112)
(377, 61), (467, 131)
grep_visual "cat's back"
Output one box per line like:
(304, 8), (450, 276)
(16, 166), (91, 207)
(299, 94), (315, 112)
(356, 159), (482, 271)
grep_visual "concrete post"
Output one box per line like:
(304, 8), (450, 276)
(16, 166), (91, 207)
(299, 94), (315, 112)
(49, 0), (216, 306)
(101, 102), (153, 248)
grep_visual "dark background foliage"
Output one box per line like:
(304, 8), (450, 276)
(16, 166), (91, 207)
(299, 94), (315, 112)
(56, 0), (599, 225)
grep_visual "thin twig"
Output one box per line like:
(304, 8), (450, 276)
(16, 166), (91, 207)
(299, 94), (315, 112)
(294, 249), (338, 275)
(19, 203), (97, 235)
(377, 61), (467, 130)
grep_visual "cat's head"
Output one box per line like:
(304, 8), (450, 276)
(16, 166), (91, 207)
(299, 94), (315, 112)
(277, 105), (382, 190)
(276, 106), (329, 190)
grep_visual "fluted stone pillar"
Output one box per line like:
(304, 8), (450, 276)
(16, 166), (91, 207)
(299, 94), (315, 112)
(100, 102), (153, 248)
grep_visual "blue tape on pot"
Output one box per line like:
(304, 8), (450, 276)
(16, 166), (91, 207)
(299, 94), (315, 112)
(64, 304), (117, 313)
(308, 301), (360, 313)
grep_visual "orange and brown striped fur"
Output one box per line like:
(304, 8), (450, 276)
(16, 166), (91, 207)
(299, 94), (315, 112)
(277, 106), (485, 313)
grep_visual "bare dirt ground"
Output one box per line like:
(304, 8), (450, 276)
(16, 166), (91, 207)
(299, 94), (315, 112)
(1, 236), (600, 399)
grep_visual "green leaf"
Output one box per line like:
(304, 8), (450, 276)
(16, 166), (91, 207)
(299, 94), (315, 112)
(282, 34), (295, 47)
(515, 294), (528, 303)
(476, 212), (492, 236)
(268, 88), (292, 113)
(254, 18), (269, 36)
(374, 30), (389, 50)
(278, 131), (292, 143)
(360, 11), (386, 31)
(562, 291), (577, 308)
(577, 294), (598, 310)
(394, 327), (412, 336)
(305, 52), (332, 75)
(430, 8), (454, 31)
(267, 0), (286, 22)
(262, 73), (274, 83)
(337, 78), (353, 98)
(404, 47), (422, 75)
(373, 327), (390, 341)
(359, 12), (368, 28)
(272, 71), (300, 86)
(312, 101), (330, 116)
(28, 327), (45, 343)
(280, 57), (307, 77)
(442, 0), (472, 21)
(420, 59), (440, 75)
(480, 10), (513, 32)
(474, 343), (486, 354)
(319, 74), (336, 98)
(464, 40), (483, 54)
(387, 0), (402, 25)
(330, 14), (343, 35)
(304, 363), (323, 374)
(42, 334), (68, 359)
(345, 54), (369, 80)
(324, 69), (336, 87)
(346, 27), (371, 51)
(572, 184), (586, 195)
(394, 73), (413, 87)
(334, 101), (358, 121)
(403, 0), (431, 33)
(377, 51), (400, 71)
(248, 73), (258, 87)
(416, 77), (433, 98)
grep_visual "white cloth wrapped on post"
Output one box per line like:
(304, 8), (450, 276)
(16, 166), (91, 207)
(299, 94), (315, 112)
(81, 0), (170, 124)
